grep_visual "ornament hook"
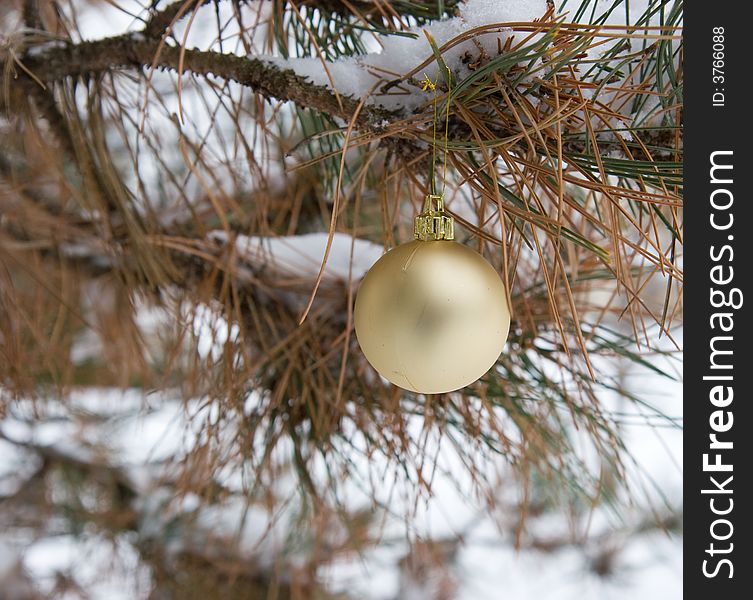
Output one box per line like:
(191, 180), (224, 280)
(414, 194), (454, 241)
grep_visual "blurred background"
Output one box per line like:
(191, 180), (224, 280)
(1, 0), (682, 598)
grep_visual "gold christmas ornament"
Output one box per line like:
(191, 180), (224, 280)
(354, 195), (510, 394)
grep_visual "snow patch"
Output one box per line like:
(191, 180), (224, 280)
(267, 0), (549, 111)
(209, 231), (385, 283)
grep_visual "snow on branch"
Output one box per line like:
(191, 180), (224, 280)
(269, 0), (549, 111)
(8, 0), (678, 163)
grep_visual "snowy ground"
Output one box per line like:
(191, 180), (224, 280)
(0, 368), (681, 599)
(0, 240), (682, 598)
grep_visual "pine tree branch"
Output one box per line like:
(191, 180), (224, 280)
(15, 0), (445, 129)
(7, 0), (681, 174)
(12, 32), (677, 165)
(142, 0), (219, 38)
(15, 32), (396, 129)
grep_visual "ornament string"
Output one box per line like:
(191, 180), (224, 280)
(420, 74), (439, 197)
(415, 67), (453, 242)
(420, 67), (452, 198)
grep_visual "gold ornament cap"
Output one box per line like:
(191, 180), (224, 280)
(414, 194), (454, 241)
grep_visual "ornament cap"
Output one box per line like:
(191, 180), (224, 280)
(414, 194), (455, 241)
